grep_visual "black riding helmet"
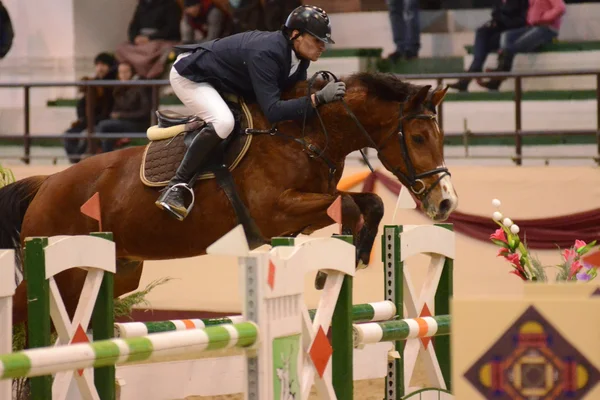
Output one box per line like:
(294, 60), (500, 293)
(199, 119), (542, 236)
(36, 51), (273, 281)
(284, 5), (335, 44)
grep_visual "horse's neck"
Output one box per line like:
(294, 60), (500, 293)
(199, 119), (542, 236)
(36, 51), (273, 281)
(303, 103), (375, 163)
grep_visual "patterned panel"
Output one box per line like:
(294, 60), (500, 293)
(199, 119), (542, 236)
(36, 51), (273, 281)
(464, 305), (600, 400)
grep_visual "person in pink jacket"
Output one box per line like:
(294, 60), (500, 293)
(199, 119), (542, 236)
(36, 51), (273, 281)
(480, 0), (566, 90)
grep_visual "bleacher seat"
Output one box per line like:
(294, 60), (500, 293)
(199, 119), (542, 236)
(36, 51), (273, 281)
(462, 41), (600, 92)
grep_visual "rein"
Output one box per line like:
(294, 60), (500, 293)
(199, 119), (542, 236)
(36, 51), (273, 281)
(246, 70), (450, 199)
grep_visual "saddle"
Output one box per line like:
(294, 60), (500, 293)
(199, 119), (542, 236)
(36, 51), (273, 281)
(139, 95), (254, 187)
(139, 94), (266, 249)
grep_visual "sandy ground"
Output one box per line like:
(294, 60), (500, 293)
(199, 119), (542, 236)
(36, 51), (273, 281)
(182, 365), (427, 400)
(121, 349), (429, 400)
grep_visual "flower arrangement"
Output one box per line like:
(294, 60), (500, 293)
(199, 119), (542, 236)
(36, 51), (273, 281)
(0, 163), (15, 189)
(489, 198), (598, 282)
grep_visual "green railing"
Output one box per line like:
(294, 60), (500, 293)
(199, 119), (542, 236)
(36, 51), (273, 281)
(1, 68), (600, 165)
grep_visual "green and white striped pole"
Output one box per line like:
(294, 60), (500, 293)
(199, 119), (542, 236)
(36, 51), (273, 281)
(0, 322), (258, 380)
(114, 316), (246, 338)
(353, 315), (451, 346)
(115, 301), (396, 338)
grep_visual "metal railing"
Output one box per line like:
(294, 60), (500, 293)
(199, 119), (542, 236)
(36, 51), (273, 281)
(0, 79), (165, 164)
(1, 69), (600, 165)
(396, 69), (600, 165)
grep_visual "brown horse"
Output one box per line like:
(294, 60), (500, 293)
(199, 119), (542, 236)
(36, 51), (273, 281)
(0, 72), (458, 328)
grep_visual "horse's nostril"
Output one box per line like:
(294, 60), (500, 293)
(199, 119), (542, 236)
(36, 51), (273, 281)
(439, 199), (451, 214)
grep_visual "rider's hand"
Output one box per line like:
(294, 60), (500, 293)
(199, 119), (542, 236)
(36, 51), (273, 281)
(315, 81), (346, 106)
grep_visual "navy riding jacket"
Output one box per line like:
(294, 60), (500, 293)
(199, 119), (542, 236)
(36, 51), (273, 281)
(173, 30), (315, 124)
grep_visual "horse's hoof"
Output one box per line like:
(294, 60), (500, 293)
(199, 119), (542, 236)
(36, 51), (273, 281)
(314, 271), (328, 290)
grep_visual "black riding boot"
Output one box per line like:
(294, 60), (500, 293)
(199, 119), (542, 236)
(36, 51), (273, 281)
(480, 51), (513, 91)
(155, 123), (223, 220)
(448, 63), (482, 92)
(447, 79), (469, 92)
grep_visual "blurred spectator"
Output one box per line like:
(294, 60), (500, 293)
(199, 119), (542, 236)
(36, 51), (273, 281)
(63, 52), (117, 163)
(479, 0), (566, 91)
(230, 0), (262, 32)
(385, 0), (421, 63)
(0, 1), (14, 59)
(96, 62), (152, 153)
(262, 0), (302, 31)
(230, 0), (301, 33)
(116, 0), (182, 79)
(448, 0), (528, 92)
(181, 0), (231, 44)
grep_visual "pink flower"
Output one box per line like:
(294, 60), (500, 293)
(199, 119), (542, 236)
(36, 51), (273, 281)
(569, 260), (583, 279)
(504, 253), (527, 280)
(497, 248), (510, 257)
(505, 253), (522, 269)
(490, 228), (507, 244)
(575, 240), (587, 250)
(509, 270), (527, 281)
(562, 248), (577, 262)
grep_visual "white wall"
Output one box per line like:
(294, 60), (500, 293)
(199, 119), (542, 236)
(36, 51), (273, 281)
(0, 0), (138, 109)
(73, 0), (138, 59)
(2, 0), (75, 60)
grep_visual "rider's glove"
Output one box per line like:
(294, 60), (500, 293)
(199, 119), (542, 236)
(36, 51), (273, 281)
(315, 81), (346, 106)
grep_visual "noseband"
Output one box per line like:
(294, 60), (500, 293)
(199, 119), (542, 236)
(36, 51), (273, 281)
(307, 71), (450, 201)
(376, 107), (450, 199)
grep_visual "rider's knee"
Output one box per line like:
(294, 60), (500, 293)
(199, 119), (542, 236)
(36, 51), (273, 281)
(213, 112), (235, 139)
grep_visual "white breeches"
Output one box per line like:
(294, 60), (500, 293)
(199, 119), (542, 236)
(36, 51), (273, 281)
(169, 54), (235, 139)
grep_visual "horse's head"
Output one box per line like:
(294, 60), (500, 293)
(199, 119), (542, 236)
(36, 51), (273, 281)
(349, 73), (458, 221)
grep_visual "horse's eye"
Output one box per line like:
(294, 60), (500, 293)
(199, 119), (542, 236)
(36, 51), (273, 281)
(412, 135), (425, 144)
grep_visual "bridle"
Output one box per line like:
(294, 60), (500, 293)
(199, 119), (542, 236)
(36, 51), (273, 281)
(245, 70), (450, 201)
(305, 71), (450, 200)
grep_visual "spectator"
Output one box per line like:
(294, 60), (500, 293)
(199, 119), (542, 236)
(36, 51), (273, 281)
(63, 52), (117, 163)
(229, 0), (301, 34)
(96, 62), (152, 153)
(181, 0), (231, 44)
(116, 0), (182, 79)
(447, 0), (529, 92)
(385, 0), (421, 63)
(230, 0), (263, 33)
(262, 0), (302, 31)
(479, 0), (566, 91)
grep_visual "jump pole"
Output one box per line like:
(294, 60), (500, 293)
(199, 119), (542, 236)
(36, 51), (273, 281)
(113, 300), (396, 338)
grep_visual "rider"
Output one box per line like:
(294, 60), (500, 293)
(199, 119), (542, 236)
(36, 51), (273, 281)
(156, 5), (346, 220)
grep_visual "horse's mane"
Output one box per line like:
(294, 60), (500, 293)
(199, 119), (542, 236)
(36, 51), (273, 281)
(345, 72), (422, 102)
(289, 72), (422, 103)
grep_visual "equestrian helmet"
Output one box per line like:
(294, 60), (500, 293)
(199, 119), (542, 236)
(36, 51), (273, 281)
(284, 5), (335, 44)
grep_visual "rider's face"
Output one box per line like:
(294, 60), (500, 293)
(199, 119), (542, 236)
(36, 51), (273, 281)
(293, 32), (326, 62)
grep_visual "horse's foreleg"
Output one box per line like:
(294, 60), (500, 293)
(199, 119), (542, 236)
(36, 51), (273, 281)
(277, 190), (363, 289)
(340, 192), (385, 268)
(276, 189), (363, 237)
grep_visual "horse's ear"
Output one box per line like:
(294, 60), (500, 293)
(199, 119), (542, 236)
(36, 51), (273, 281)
(430, 85), (449, 107)
(405, 85), (431, 111)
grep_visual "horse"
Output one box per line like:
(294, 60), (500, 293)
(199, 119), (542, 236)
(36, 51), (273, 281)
(0, 71), (458, 329)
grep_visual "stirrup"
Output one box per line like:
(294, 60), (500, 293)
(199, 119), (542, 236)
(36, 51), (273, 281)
(156, 183), (196, 221)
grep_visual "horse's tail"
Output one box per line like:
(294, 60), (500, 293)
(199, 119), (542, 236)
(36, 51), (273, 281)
(0, 175), (48, 282)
